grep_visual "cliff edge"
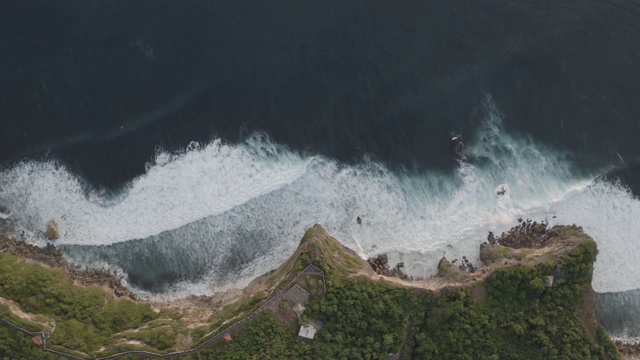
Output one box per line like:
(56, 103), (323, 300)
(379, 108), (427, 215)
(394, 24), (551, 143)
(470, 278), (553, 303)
(0, 224), (623, 359)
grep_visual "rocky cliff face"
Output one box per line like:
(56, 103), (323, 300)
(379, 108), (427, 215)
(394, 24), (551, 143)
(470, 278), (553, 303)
(480, 224), (589, 267)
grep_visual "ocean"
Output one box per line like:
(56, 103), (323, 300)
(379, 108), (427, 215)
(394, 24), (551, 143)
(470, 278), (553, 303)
(1, 0), (640, 342)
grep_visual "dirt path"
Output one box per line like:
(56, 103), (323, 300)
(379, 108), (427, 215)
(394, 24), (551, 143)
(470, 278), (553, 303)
(351, 267), (483, 291)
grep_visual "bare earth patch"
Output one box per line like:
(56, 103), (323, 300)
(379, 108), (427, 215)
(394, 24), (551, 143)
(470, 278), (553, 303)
(0, 296), (56, 332)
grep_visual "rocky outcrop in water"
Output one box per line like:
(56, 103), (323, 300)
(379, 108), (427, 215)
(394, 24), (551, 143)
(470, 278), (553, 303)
(44, 220), (59, 240)
(367, 254), (408, 279)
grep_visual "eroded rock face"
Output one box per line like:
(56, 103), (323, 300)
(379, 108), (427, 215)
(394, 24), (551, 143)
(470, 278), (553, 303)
(491, 221), (584, 249)
(367, 254), (407, 279)
(44, 220), (59, 240)
(436, 257), (472, 280)
(436, 257), (453, 277)
(480, 224), (587, 267)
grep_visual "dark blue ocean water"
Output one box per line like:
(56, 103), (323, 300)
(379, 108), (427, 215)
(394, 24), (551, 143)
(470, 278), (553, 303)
(2, 0), (640, 341)
(3, 0), (640, 189)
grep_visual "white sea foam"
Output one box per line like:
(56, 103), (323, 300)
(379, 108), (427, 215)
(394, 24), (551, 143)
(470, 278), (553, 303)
(0, 134), (310, 244)
(0, 97), (639, 297)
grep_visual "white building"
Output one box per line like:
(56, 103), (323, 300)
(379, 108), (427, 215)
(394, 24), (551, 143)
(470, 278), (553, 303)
(298, 324), (316, 342)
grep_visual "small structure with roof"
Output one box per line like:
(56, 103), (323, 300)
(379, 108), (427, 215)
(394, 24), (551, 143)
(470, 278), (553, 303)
(298, 324), (316, 342)
(224, 334), (233, 343)
(32, 336), (42, 347)
(292, 303), (306, 316)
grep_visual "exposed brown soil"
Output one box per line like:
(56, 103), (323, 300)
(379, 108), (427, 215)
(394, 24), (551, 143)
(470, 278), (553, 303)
(359, 225), (589, 294)
(0, 224), (628, 358)
(0, 297), (56, 332)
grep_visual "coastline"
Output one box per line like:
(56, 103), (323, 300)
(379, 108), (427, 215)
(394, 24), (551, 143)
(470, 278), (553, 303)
(0, 235), (134, 299)
(0, 224), (625, 359)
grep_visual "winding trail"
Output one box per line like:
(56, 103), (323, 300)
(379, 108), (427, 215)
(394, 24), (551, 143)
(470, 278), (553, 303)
(0, 264), (325, 360)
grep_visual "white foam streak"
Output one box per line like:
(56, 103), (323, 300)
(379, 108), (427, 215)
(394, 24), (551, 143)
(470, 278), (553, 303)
(550, 180), (640, 292)
(0, 135), (309, 244)
(1, 97), (640, 297)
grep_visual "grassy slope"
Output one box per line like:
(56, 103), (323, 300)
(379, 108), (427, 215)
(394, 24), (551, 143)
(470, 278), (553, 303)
(0, 225), (623, 359)
(0, 252), (182, 357)
(192, 226), (621, 360)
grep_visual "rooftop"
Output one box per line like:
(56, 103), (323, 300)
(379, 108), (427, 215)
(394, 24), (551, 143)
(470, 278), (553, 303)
(298, 324), (316, 340)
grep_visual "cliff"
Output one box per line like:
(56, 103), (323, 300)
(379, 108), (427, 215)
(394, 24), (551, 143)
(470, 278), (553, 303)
(0, 224), (623, 359)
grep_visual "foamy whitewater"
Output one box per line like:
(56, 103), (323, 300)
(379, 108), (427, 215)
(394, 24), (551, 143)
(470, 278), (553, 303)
(0, 98), (638, 299)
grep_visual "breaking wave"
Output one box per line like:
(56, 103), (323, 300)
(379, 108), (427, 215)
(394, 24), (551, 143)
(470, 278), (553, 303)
(0, 98), (638, 298)
(0, 135), (310, 245)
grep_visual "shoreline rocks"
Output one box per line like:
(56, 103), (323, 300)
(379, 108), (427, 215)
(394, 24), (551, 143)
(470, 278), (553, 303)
(367, 254), (408, 279)
(0, 235), (134, 299)
(436, 257), (473, 280)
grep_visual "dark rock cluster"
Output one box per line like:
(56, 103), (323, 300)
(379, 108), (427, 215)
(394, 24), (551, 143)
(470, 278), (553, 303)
(436, 257), (472, 280)
(451, 256), (477, 273)
(0, 237), (65, 266)
(491, 219), (552, 248)
(367, 254), (408, 279)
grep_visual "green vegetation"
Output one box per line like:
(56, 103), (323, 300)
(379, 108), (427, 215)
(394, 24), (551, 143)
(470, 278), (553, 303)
(188, 236), (620, 360)
(44, 228), (58, 240)
(0, 304), (46, 333)
(410, 240), (616, 360)
(189, 311), (309, 360)
(117, 326), (177, 350)
(0, 252), (157, 355)
(293, 226), (364, 282)
(0, 226), (622, 359)
(0, 324), (59, 360)
(206, 291), (268, 336)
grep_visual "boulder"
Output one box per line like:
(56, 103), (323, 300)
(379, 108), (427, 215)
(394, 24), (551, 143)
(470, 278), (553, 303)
(532, 223), (546, 234)
(487, 231), (496, 245)
(368, 258), (379, 272)
(436, 257), (471, 280)
(44, 220), (59, 240)
(437, 257), (451, 269)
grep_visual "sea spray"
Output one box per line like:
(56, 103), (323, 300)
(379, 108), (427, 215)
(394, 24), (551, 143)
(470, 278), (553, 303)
(0, 134), (309, 245)
(1, 98), (638, 299)
(7, 99), (618, 300)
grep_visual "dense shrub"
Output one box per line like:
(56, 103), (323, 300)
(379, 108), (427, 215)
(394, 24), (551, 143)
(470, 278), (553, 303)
(0, 253), (157, 354)
(0, 325), (59, 360)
